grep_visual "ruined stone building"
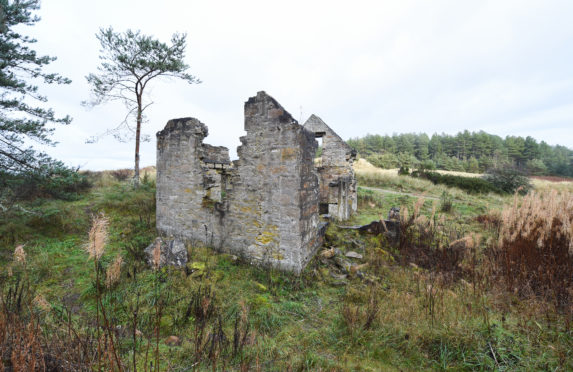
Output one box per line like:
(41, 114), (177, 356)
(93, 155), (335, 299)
(156, 91), (355, 273)
(303, 115), (357, 220)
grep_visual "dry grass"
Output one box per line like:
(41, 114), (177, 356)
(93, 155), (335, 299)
(1, 244), (94, 371)
(435, 169), (482, 178)
(488, 190), (573, 309)
(353, 158), (477, 201)
(353, 158), (400, 176)
(353, 159), (437, 193)
(80, 165), (156, 188)
(531, 178), (573, 193)
(105, 254), (123, 288)
(85, 213), (108, 260)
(0, 311), (46, 372)
(353, 158), (482, 178)
(342, 285), (380, 333)
(140, 166), (157, 180)
(531, 175), (573, 183)
(13, 245), (26, 265)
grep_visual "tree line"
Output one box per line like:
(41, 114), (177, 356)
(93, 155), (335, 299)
(347, 131), (573, 177)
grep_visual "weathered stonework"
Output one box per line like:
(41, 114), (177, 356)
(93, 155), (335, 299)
(303, 114), (357, 220)
(156, 92), (332, 273)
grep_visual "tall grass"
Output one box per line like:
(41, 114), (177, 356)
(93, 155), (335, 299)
(488, 190), (573, 309)
(531, 177), (573, 193)
(354, 158), (476, 199)
(354, 158), (482, 178)
(81, 166), (156, 189)
(0, 245), (95, 371)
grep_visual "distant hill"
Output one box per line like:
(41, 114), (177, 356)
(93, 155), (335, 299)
(347, 131), (573, 177)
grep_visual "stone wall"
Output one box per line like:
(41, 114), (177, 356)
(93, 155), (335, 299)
(303, 115), (357, 220)
(156, 118), (230, 248)
(156, 92), (325, 273)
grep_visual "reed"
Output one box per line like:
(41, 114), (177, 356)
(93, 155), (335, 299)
(488, 190), (573, 309)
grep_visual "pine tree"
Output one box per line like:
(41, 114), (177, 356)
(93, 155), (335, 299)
(0, 0), (71, 173)
(84, 27), (200, 185)
(0, 1), (85, 204)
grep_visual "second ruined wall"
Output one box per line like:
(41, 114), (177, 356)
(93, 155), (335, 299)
(304, 115), (357, 220)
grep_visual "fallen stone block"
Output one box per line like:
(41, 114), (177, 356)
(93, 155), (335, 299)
(144, 237), (188, 268)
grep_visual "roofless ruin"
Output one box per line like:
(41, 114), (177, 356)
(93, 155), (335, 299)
(156, 91), (356, 273)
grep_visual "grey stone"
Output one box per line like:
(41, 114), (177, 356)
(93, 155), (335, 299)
(144, 237), (188, 268)
(303, 115), (357, 221)
(388, 207), (400, 220)
(332, 280), (348, 287)
(334, 257), (353, 274)
(345, 251), (363, 259)
(330, 272), (348, 280)
(155, 92), (358, 274)
(156, 92), (339, 273)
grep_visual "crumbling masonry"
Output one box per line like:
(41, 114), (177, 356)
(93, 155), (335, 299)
(156, 92), (356, 273)
(303, 115), (357, 220)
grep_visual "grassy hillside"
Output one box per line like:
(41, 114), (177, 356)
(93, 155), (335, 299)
(1, 165), (572, 371)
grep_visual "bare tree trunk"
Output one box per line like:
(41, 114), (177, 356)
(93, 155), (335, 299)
(134, 98), (142, 187)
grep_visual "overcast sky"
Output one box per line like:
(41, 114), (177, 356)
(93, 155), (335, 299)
(25, 0), (573, 170)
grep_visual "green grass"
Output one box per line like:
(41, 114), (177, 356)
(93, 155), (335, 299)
(1, 172), (571, 371)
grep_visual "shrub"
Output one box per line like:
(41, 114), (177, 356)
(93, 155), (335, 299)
(439, 191), (453, 212)
(398, 166), (410, 176)
(0, 163), (91, 202)
(110, 168), (133, 181)
(422, 172), (502, 194)
(419, 159), (436, 172)
(397, 152), (419, 171)
(366, 153), (399, 169)
(483, 167), (532, 195)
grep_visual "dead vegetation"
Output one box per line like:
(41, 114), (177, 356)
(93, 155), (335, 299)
(396, 197), (471, 283)
(0, 246), (94, 371)
(487, 190), (573, 310)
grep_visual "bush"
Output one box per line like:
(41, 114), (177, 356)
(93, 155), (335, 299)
(366, 153), (398, 169)
(110, 168), (133, 181)
(397, 152), (419, 171)
(483, 167), (532, 195)
(421, 172), (502, 194)
(439, 191), (453, 212)
(419, 159), (436, 172)
(0, 163), (91, 202)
